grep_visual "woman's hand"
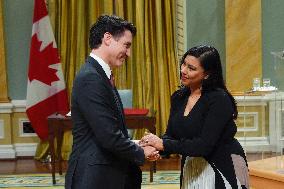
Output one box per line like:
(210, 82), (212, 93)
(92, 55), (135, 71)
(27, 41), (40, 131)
(140, 133), (164, 151)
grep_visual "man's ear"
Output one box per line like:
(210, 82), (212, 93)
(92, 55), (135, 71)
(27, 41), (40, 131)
(102, 32), (112, 46)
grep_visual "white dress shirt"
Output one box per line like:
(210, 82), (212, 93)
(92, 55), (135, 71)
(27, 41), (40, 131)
(90, 52), (112, 79)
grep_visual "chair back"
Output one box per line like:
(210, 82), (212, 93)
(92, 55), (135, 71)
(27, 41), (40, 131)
(118, 89), (133, 108)
(117, 89), (134, 138)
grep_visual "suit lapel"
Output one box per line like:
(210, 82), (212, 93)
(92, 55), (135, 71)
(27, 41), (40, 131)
(86, 56), (129, 137)
(113, 87), (127, 123)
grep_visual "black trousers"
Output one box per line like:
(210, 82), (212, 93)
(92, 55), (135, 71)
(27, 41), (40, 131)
(124, 164), (142, 189)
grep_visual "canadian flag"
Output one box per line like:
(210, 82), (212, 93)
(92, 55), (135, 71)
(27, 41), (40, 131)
(26, 0), (69, 140)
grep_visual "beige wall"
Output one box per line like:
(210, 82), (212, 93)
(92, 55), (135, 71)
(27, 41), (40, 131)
(0, 1), (9, 102)
(225, 0), (262, 93)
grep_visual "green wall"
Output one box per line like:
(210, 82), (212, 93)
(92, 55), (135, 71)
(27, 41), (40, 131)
(185, 0), (284, 89)
(262, 0), (284, 90)
(3, 0), (33, 100)
(186, 0), (226, 78)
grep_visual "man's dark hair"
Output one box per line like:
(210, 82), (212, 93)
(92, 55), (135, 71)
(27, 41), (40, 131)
(89, 15), (136, 49)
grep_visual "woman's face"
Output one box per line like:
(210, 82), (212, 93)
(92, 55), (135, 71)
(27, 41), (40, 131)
(180, 55), (207, 88)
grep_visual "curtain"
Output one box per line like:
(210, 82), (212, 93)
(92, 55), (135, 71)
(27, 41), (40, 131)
(35, 0), (179, 160)
(114, 0), (179, 138)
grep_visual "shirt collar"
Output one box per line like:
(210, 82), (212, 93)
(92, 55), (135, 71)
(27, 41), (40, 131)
(90, 52), (112, 79)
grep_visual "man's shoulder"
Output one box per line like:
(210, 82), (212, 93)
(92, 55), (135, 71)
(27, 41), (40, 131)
(80, 56), (102, 73)
(74, 62), (102, 86)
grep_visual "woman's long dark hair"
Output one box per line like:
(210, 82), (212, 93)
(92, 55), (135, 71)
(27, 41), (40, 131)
(180, 45), (238, 119)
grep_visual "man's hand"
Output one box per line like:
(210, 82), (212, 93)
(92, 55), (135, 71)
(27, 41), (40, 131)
(146, 153), (161, 161)
(142, 146), (159, 160)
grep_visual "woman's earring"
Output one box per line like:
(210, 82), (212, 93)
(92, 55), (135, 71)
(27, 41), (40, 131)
(204, 75), (209, 80)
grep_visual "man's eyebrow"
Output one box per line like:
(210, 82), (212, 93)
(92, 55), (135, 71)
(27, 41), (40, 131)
(125, 42), (132, 47)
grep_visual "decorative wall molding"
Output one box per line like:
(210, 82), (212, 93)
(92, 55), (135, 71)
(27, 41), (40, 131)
(281, 109), (284, 138)
(0, 145), (16, 159)
(13, 143), (37, 157)
(0, 119), (4, 139)
(0, 143), (38, 159)
(0, 100), (26, 113)
(237, 112), (258, 132)
(11, 100), (26, 112)
(0, 93), (284, 158)
(277, 108), (284, 140)
(235, 95), (269, 106)
(237, 137), (270, 152)
(18, 118), (36, 137)
(0, 100), (38, 159)
(0, 102), (13, 113)
(235, 92), (284, 153)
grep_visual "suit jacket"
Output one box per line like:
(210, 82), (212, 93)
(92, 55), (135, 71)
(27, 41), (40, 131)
(65, 56), (145, 189)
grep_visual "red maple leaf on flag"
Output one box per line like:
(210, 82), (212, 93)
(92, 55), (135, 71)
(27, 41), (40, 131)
(28, 34), (60, 86)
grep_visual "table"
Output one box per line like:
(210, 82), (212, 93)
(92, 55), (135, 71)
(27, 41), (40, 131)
(47, 112), (156, 184)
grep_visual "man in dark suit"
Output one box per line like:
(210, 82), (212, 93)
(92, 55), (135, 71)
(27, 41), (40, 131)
(65, 15), (158, 189)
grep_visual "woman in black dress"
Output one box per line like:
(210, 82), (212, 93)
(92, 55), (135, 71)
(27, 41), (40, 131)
(141, 45), (249, 189)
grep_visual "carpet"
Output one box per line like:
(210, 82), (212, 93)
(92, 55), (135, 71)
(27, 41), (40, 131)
(0, 171), (180, 188)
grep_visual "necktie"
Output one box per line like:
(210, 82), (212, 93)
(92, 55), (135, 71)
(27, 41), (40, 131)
(110, 73), (115, 87)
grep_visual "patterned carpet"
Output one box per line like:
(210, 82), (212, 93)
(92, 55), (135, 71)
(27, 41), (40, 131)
(0, 171), (180, 188)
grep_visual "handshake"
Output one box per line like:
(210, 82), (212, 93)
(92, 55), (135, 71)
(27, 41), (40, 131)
(135, 132), (164, 162)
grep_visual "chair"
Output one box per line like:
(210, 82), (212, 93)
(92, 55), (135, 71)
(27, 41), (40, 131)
(118, 89), (156, 182)
(118, 89), (133, 108)
(118, 89), (134, 137)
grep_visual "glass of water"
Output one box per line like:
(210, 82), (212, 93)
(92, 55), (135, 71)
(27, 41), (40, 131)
(263, 78), (270, 88)
(253, 78), (261, 90)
